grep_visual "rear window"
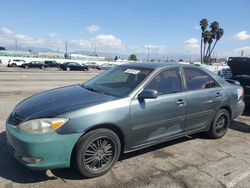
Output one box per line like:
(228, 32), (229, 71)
(183, 68), (219, 91)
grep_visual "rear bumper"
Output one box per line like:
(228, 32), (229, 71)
(6, 123), (82, 170)
(232, 101), (245, 119)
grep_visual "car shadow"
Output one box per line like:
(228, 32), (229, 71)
(230, 120), (250, 133)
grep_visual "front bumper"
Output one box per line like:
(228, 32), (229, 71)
(6, 123), (82, 170)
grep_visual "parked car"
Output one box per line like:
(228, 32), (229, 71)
(7, 59), (26, 67)
(218, 67), (233, 79)
(6, 63), (245, 178)
(20, 61), (47, 69)
(101, 63), (117, 70)
(85, 62), (102, 70)
(226, 57), (250, 102)
(59, 62), (88, 71)
(43, 60), (60, 68)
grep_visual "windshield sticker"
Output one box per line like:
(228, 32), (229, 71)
(124, 69), (140, 74)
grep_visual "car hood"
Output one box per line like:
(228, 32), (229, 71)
(14, 85), (116, 120)
(227, 60), (250, 77)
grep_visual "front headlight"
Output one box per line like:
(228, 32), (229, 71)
(18, 118), (69, 134)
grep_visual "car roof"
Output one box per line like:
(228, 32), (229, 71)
(121, 62), (186, 69)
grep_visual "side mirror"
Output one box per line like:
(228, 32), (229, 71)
(138, 89), (158, 99)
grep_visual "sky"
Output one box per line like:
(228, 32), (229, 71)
(0, 0), (250, 59)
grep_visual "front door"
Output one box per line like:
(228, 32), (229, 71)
(129, 68), (186, 149)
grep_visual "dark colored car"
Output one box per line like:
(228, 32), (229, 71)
(59, 62), (88, 71)
(44, 60), (60, 68)
(6, 63), (245, 178)
(227, 57), (250, 102)
(20, 61), (47, 69)
(85, 62), (102, 70)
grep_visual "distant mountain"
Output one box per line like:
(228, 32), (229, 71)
(4, 45), (200, 61)
(4, 45), (63, 53)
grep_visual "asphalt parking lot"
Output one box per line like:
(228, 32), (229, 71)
(0, 65), (250, 188)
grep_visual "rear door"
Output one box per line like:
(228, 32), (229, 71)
(129, 68), (187, 148)
(182, 67), (223, 131)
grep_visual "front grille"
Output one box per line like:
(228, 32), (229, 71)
(10, 113), (24, 125)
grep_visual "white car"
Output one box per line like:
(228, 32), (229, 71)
(7, 59), (26, 67)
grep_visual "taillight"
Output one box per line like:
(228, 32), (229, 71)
(242, 87), (245, 97)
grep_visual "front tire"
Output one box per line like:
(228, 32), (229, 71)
(208, 109), (230, 139)
(73, 129), (121, 178)
(66, 67), (70, 71)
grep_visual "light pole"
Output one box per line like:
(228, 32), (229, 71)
(147, 47), (150, 62)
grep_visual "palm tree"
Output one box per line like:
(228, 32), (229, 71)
(200, 19), (208, 63)
(208, 28), (224, 60)
(203, 31), (210, 63)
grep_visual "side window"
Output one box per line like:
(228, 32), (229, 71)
(183, 68), (218, 91)
(145, 68), (181, 95)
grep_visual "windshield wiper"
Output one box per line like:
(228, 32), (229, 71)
(83, 85), (111, 96)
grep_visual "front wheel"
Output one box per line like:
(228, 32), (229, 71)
(66, 67), (70, 71)
(208, 109), (230, 139)
(72, 129), (121, 178)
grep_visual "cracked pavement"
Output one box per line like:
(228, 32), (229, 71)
(0, 66), (250, 188)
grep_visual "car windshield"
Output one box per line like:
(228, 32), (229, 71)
(83, 66), (153, 97)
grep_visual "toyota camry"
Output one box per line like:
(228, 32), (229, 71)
(6, 63), (245, 178)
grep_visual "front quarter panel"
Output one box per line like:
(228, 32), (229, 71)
(56, 97), (131, 148)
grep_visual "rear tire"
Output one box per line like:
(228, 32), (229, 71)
(72, 129), (121, 178)
(208, 109), (230, 139)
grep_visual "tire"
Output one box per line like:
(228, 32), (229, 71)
(40, 66), (45, 69)
(24, 65), (29, 69)
(72, 129), (121, 178)
(208, 109), (230, 139)
(66, 67), (70, 71)
(11, 63), (17, 67)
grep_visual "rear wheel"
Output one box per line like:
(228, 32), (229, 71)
(11, 63), (17, 67)
(208, 109), (230, 139)
(66, 67), (70, 71)
(40, 65), (45, 69)
(24, 65), (29, 69)
(72, 129), (121, 178)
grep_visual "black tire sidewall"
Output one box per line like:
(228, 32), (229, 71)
(73, 129), (121, 178)
(209, 109), (230, 139)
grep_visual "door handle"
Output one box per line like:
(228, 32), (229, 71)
(176, 99), (185, 106)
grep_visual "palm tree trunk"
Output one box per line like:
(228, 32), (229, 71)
(205, 44), (211, 63)
(203, 43), (206, 63)
(200, 37), (203, 63)
(208, 40), (218, 60)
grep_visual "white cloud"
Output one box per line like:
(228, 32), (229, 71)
(183, 38), (199, 54)
(144, 44), (167, 54)
(233, 31), (250, 40)
(194, 26), (200, 30)
(234, 46), (250, 55)
(0, 27), (13, 35)
(0, 27), (168, 55)
(86, 25), (100, 33)
(49, 33), (57, 37)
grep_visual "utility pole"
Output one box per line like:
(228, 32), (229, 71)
(15, 38), (17, 51)
(147, 47), (150, 62)
(65, 41), (68, 57)
(94, 43), (96, 56)
(241, 50), (244, 57)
